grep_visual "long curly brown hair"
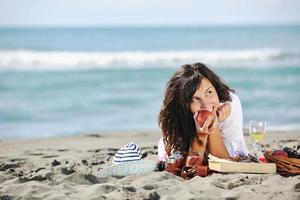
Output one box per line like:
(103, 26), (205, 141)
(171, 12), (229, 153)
(158, 63), (234, 156)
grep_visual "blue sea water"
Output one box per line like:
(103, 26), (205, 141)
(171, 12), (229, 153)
(0, 26), (300, 139)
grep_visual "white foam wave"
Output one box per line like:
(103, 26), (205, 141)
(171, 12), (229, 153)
(0, 49), (299, 70)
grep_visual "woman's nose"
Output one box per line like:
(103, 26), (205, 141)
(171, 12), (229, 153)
(200, 99), (211, 110)
(200, 104), (209, 110)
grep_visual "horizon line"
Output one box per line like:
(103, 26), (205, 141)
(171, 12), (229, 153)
(0, 22), (300, 29)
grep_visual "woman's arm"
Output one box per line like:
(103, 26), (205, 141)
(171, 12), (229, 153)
(206, 127), (229, 158)
(192, 113), (229, 159)
(190, 128), (229, 159)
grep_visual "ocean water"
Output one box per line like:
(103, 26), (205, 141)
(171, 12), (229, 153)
(0, 26), (300, 139)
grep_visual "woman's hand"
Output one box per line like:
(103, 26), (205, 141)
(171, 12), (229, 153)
(193, 111), (229, 159)
(193, 111), (219, 136)
(217, 102), (231, 122)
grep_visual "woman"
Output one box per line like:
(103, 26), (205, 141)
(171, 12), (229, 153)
(158, 63), (248, 161)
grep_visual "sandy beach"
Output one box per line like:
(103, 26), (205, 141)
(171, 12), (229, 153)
(0, 130), (299, 200)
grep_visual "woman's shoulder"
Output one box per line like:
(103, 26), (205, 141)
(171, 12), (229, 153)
(229, 92), (242, 111)
(229, 92), (242, 113)
(220, 92), (242, 126)
(229, 92), (240, 104)
(219, 92), (243, 139)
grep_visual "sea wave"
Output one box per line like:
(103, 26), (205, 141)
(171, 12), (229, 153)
(0, 48), (299, 70)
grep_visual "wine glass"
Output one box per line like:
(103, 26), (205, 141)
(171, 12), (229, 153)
(249, 120), (266, 158)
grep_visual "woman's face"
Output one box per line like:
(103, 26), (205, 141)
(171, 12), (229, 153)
(189, 78), (220, 114)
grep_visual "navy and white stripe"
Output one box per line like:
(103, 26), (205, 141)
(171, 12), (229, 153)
(112, 142), (141, 165)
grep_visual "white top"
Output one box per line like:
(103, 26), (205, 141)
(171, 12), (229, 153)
(158, 92), (249, 161)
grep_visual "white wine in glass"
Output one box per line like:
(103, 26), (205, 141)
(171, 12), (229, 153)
(251, 131), (264, 143)
(249, 120), (266, 157)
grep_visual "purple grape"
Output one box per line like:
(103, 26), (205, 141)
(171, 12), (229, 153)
(283, 147), (299, 158)
(236, 151), (248, 160)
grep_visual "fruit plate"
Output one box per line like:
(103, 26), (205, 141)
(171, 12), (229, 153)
(264, 151), (300, 174)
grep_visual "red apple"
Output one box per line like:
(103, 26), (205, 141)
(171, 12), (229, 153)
(197, 110), (214, 127)
(271, 150), (288, 158)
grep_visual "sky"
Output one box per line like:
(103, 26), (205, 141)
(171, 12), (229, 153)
(0, 0), (299, 27)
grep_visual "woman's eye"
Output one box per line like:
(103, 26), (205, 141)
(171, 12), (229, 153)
(207, 90), (212, 95)
(191, 97), (199, 103)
